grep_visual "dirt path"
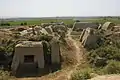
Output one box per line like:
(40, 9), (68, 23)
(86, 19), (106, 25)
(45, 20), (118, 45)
(66, 29), (83, 80)
(51, 36), (82, 80)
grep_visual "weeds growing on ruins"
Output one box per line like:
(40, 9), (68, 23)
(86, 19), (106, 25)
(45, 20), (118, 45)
(0, 17), (120, 80)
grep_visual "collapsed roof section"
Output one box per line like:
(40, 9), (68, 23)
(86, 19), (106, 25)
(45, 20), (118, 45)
(15, 41), (43, 48)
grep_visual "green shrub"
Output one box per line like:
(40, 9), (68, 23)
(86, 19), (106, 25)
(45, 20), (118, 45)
(39, 34), (53, 42)
(0, 47), (5, 52)
(87, 29), (120, 67)
(0, 39), (16, 54)
(13, 33), (20, 39)
(113, 40), (120, 48)
(28, 34), (53, 42)
(20, 22), (27, 26)
(0, 22), (10, 26)
(93, 67), (104, 75)
(0, 70), (14, 80)
(87, 45), (120, 67)
(28, 36), (39, 41)
(71, 68), (92, 80)
(103, 60), (120, 74)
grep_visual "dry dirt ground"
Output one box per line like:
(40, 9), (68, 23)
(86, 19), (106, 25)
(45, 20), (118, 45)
(89, 75), (120, 80)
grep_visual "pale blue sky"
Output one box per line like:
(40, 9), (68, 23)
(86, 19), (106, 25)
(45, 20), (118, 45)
(0, 0), (120, 18)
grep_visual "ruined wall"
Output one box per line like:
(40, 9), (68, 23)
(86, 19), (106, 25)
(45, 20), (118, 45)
(79, 29), (86, 42)
(11, 53), (19, 73)
(83, 35), (98, 48)
(12, 47), (44, 70)
(80, 28), (99, 49)
(50, 40), (60, 64)
(73, 22), (98, 31)
(101, 22), (115, 31)
(81, 28), (91, 44)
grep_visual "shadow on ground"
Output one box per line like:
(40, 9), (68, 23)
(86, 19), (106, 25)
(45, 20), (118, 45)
(15, 63), (61, 78)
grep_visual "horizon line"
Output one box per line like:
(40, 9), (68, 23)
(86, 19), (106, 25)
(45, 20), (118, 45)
(0, 16), (120, 19)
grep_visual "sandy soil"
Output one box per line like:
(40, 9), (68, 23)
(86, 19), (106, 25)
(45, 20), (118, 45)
(89, 75), (120, 80)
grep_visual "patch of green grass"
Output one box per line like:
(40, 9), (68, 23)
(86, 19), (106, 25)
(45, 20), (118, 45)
(71, 67), (93, 80)
(7, 19), (74, 26)
(81, 18), (120, 24)
(0, 69), (15, 80)
(1, 17), (120, 27)
(103, 60), (120, 74)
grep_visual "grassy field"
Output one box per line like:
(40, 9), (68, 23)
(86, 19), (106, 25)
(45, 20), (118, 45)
(8, 19), (74, 26)
(1, 17), (120, 27)
(81, 18), (120, 24)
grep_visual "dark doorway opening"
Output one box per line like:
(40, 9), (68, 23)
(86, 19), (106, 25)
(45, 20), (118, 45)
(24, 55), (34, 63)
(16, 55), (37, 77)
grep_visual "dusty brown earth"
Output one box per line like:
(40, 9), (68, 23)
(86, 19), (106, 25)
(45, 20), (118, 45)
(89, 75), (120, 80)
(0, 30), (12, 39)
